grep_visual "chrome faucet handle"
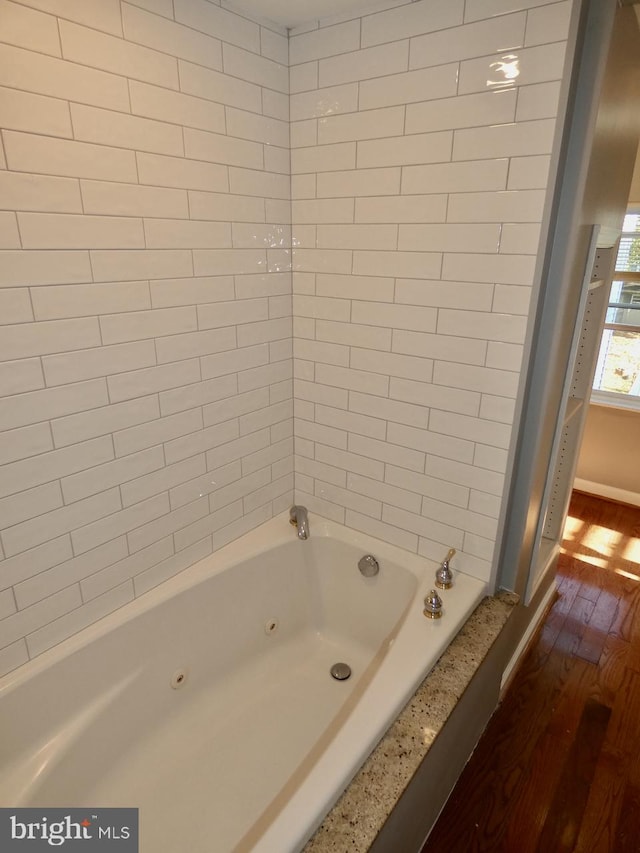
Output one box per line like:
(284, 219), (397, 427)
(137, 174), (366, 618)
(423, 589), (443, 619)
(435, 547), (456, 589)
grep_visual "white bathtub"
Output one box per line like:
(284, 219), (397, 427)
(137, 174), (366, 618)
(0, 511), (487, 852)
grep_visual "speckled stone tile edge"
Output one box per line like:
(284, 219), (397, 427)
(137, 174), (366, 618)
(303, 592), (518, 853)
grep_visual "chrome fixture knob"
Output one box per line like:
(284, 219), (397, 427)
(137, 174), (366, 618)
(358, 554), (379, 577)
(423, 589), (443, 619)
(435, 547), (456, 589)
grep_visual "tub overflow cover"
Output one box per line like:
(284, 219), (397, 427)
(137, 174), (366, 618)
(358, 554), (379, 577)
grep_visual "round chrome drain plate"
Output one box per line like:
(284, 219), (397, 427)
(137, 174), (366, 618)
(330, 662), (351, 681)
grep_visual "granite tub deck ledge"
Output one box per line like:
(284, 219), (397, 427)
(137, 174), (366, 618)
(304, 591), (519, 853)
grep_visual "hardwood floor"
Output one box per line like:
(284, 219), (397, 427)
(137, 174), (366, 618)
(421, 491), (640, 853)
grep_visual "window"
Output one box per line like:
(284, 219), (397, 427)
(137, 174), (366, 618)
(592, 210), (640, 407)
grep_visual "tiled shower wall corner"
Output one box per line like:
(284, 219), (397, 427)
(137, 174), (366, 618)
(290, 0), (572, 578)
(0, 0), (293, 676)
(0, 0), (575, 678)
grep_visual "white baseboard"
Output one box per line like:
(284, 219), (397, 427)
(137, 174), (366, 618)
(500, 581), (557, 691)
(573, 478), (640, 508)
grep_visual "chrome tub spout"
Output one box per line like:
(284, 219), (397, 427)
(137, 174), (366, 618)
(289, 505), (309, 540)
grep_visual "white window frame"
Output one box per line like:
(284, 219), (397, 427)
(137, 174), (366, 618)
(591, 207), (640, 411)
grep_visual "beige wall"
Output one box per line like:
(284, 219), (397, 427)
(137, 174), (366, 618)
(576, 405), (640, 504)
(575, 139), (640, 505)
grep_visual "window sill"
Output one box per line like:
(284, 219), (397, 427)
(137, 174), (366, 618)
(590, 390), (640, 412)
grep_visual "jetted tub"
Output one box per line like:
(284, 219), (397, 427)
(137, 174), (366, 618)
(0, 511), (487, 852)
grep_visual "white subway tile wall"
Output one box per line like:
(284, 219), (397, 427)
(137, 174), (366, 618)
(0, 0), (572, 676)
(0, 0), (293, 674)
(289, 0), (570, 583)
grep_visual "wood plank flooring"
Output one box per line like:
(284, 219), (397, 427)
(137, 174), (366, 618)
(421, 491), (640, 853)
